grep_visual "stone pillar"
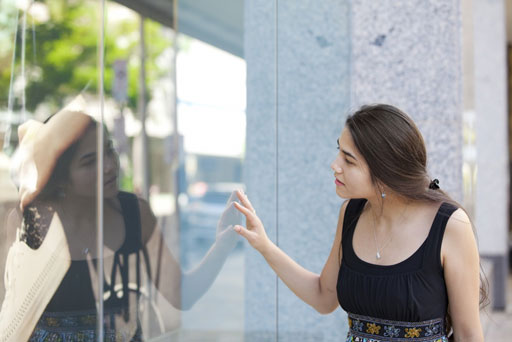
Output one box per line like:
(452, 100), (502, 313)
(473, 0), (509, 310)
(351, 0), (464, 201)
(244, 1), (278, 340)
(245, 0), (350, 340)
(275, 1), (351, 341)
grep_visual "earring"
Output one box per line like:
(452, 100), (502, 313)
(381, 192), (386, 199)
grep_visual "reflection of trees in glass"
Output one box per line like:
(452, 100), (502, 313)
(0, 0), (172, 113)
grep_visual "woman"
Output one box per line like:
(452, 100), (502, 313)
(0, 96), (240, 341)
(233, 104), (485, 342)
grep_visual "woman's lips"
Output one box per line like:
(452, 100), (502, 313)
(335, 179), (344, 186)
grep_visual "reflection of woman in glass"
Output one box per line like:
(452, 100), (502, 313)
(0, 96), (240, 341)
(233, 105), (485, 342)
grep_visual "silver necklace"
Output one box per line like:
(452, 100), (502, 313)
(371, 213), (393, 260)
(370, 203), (409, 260)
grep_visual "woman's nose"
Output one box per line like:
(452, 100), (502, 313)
(331, 158), (342, 173)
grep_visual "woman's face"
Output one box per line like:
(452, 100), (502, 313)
(64, 125), (119, 199)
(330, 127), (375, 199)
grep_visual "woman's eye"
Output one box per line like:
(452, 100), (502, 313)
(82, 159), (96, 167)
(344, 158), (352, 165)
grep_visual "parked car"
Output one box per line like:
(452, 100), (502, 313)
(180, 182), (245, 266)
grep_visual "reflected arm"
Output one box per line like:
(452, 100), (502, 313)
(140, 198), (237, 310)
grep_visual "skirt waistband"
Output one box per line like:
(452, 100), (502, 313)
(347, 313), (447, 342)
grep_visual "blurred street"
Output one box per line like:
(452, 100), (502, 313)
(481, 272), (512, 341)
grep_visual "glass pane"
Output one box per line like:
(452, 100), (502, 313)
(101, 1), (246, 340)
(101, 2), (181, 340)
(176, 36), (246, 340)
(0, 0), (103, 340)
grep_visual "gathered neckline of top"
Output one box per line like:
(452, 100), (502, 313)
(348, 199), (449, 271)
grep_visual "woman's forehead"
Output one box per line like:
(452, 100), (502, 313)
(74, 126), (110, 155)
(339, 127), (357, 152)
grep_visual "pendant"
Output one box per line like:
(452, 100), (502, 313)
(376, 251), (381, 260)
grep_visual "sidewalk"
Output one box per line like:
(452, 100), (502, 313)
(481, 271), (512, 341)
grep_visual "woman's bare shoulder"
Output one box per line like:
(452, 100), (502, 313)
(441, 207), (475, 265)
(444, 207), (473, 241)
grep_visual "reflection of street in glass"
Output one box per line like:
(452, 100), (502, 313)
(0, 1), (248, 340)
(0, 97), (242, 341)
(181, 183), (244, 268)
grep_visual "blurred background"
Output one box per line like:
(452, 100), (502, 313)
(0, 0), (510, 341)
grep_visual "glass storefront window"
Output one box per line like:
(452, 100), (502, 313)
(0, 0), (246, 341)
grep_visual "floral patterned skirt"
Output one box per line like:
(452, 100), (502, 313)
(345, 313), (449, 342)
(28, 310), (142, 342)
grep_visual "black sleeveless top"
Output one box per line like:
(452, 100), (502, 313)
(337, 198), (458, 322)
(45, 191), (144, 312)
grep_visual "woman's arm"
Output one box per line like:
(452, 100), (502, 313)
(233, 190), (347, 314)
(442, 208), (484, 342)
(139, 197), (241, 310)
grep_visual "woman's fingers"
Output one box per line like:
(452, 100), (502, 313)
(236, 189), (256, 213)
(233, 201), (255, 218)
(234, 225), (251, 238)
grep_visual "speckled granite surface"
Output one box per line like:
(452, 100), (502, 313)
(350, 0), (463, 201)
(473, 0), (508, 255)
(245, 0), (351, 340)
(472, 0), (508, 310)
(244, 0), (278, 340)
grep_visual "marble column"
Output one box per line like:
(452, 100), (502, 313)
(244, 0), (278, 340)
(245, 0), (350, 340)
(473, 0), (508, 310)
(350, 0), (464, 201)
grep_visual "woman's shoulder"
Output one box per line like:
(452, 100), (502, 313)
(117, 191), (153, 215)
(440, 206), (475, 265)
(443, 207), (472, 241)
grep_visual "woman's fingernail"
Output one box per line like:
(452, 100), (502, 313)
(234, 226), (241, 232)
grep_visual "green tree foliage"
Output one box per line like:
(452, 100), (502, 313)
(0, 0), (172, 113)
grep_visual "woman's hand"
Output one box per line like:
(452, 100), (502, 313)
(232, 189), (272, 253)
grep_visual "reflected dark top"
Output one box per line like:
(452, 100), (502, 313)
(45, 191), (143, 312)
(27, 192), (146, 341)
(337, 198), (457, 322)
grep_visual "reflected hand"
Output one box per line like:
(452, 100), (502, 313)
(233, 190), (271, 253)
(13, 95), (92, 210)
(215, 191), (243, 248)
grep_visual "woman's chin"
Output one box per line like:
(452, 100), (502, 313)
(335, 188), (349, 199)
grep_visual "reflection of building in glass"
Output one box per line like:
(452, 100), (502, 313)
(0, 0), (247, 340)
